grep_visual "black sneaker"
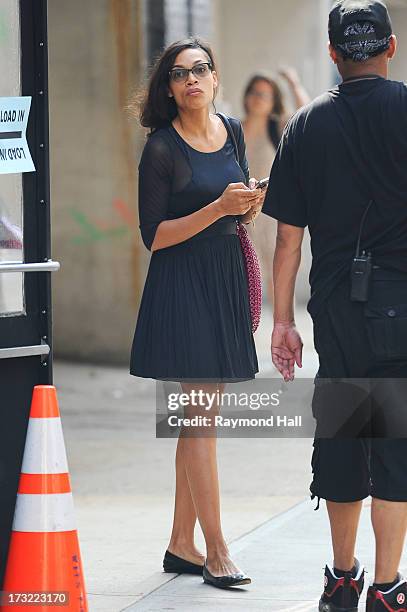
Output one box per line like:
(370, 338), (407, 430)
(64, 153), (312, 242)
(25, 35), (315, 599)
(366, 574), (407, 611)
(319, 558), (365, 611)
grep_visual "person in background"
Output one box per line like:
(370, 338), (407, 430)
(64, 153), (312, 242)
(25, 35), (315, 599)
(241, 68), (310, 307)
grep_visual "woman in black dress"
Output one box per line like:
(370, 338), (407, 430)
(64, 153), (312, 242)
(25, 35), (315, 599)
(129, 38), (264, 588)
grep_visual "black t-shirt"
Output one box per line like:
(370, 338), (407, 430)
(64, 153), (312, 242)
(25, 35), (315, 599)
(262, 76), (407, 319)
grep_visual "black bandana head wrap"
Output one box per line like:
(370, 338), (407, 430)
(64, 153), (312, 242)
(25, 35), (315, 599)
(329, 1), (393, 61)
(336, 21), (392, 61)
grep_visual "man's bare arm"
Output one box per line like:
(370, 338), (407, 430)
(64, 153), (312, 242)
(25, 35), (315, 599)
(271, 221), (304, 381)
(273, 221), (304, 322)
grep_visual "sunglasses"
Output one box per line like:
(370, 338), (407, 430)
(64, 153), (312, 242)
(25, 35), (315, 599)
(249, 90), (274, 101)
(168, 62), (213, 83)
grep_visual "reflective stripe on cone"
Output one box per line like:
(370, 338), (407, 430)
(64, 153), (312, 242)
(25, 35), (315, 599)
(1, 385), (88, 611)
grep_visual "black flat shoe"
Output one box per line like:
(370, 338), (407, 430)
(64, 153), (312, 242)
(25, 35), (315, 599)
(163, 549), (204, 575)
(202, 561), (251, 588)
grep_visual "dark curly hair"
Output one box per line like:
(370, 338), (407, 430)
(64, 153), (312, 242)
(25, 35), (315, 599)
(128, 37), (219, 136)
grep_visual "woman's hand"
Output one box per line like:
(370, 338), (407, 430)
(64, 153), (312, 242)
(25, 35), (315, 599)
(278, 65), (311, 109)
(240, 178), (266, 224)
(216, 181), (261, 217)
(278, 66), (300, 87)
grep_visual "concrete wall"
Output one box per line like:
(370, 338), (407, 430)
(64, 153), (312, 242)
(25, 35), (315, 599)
(48, 0), (215, 365)
(212, 0), (333, 304)
(213, 0), (332, 115)
(210, 0), (407, 306)
(388, 4), (407, 82)
(47, 0), (333, 364)
(48, 0), (146, 364)
(48, 0), (407, 364)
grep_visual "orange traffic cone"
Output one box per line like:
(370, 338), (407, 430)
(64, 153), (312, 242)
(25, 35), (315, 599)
(1, 385), (88, 611)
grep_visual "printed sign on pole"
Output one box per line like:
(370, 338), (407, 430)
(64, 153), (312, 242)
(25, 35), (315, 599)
(0, 96), (35, 174)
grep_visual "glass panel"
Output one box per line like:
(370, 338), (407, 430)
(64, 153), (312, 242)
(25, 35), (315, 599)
(0, 0), (24, 316)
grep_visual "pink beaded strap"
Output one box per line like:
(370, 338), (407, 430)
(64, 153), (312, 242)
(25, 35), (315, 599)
(236, 219), (262, 333)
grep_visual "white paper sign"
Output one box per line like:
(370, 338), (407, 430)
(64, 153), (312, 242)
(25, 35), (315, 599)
(0, 96), (35, 174)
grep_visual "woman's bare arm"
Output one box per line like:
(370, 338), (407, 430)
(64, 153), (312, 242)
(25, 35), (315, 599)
(151, 184), (260, 252)
(279, 67), (311, 110)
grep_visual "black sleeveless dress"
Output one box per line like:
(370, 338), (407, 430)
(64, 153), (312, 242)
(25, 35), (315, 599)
(129, 114), (259, 383)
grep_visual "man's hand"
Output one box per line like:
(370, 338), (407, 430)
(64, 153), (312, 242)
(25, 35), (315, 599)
(271, 321), (303, 382)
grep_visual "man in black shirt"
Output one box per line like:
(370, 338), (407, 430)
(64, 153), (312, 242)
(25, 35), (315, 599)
(262, 1), (407, 609)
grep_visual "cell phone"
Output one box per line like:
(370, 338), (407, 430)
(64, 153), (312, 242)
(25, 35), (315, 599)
(254, 177), (269, 190)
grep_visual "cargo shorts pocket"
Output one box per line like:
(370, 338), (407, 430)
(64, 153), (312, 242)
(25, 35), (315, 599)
(311, 438), (321, 474)
(309, 438), (322, 509)
(364, 301), (407, 361)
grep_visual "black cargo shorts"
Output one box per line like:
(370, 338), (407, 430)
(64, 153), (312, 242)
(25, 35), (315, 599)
(309, 266), (407, 507)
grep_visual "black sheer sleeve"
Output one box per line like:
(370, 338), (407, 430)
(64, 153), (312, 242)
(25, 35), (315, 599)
(229, 117), (250, 185)
(138, 132), (173, 251)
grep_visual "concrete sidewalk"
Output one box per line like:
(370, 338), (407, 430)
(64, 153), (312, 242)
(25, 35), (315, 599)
(54, 304), (319, 610)
(124, 498), (407, 611)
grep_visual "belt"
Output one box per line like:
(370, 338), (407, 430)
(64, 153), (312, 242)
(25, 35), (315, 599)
(185, 218), (237, 243)
(308, 263), (407, 321)
(154, 218), (238, 254)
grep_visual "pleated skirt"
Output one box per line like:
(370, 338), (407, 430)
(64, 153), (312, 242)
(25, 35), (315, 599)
(129, 223), (259, 383)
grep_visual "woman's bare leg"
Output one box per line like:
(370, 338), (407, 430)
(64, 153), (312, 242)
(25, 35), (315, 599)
(167, 436), (205, 564)
(178, 382), (245, 577)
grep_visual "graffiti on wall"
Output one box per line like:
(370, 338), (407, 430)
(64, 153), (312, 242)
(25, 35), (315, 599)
(69, 198), (137, 245)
